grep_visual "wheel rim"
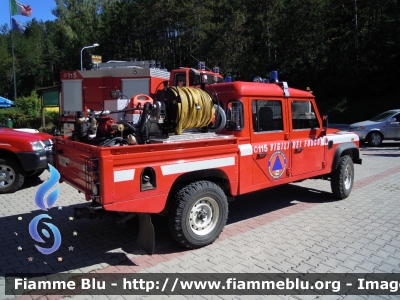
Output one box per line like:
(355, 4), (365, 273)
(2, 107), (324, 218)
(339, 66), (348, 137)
(344, 164), (353, 190)
(0, 164), (16, 188)
(371, 133), (381, 146)
(189, 197), (220, 236)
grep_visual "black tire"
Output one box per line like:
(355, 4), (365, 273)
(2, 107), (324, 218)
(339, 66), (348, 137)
(0, 158), (25, 194)
(26, 169), (45, 179)
(367, 132), (383, 146)
(208, 105), (227, 133)
(331, 155), (354, 200)
(169, 180), (228, 249)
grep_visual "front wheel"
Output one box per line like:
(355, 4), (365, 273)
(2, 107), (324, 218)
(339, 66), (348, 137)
(367, 132), (383, 146)
(331, 155), (354, 199)
(169, 180), (228, 249)
(0, 158), (25, 194)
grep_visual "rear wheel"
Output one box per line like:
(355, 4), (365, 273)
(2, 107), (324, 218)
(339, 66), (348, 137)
(331, 155), (354, 199)
(367, 132), (383, 146)
(0, 158), (25, 194)
(169, 180), (228, 248)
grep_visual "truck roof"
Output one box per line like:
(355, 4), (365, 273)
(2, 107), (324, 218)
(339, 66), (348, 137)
(61, 68), (170, 79)
(208, 81), (314, 99)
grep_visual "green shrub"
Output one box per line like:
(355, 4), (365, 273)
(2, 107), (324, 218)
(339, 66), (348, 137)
(0, 108), (18, 127)
(15, 91), (41, 116)
(0, 92), (62, 131)
(41, 110), (62, 135)
(1, 91), (43, 128)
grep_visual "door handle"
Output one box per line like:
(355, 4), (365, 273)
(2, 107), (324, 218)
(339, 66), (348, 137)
(257, 153), (268, 157)
(294, 147), (304, 153)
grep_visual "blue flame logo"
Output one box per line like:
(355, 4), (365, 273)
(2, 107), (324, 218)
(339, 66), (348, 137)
(35, 164), (60, 210)
(29, 214), (62, 254)
(29, 164), (62, 255)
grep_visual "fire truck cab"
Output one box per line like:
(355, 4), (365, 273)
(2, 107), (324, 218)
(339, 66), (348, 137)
(53, 72), (361, 254)
(170, 67), (224, 87)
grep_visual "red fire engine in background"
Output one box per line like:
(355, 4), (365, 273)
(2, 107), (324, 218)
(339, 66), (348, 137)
(53, 70), (361, 254)
(60, 60), (224, 135)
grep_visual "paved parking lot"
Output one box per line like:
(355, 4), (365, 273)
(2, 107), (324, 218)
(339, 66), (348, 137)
(1, 141), (399, 299)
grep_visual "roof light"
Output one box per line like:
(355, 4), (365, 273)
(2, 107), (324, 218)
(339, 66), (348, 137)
(212, 67), (219, 74)
(270, 71), (278, 83)
(198, 61), (205, 70)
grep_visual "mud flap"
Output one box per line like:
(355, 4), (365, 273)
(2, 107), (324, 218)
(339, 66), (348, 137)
(136, 214), (155, 255)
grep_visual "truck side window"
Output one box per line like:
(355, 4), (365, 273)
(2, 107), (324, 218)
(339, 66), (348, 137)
(175, 74), (186, 86)
(291, 101), (320, 130)
(252, 100), (283, 132)
(225, 100), (244, 131)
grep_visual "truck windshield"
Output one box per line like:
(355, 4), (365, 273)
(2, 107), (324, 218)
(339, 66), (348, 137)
(175, 74), (200, 86)
(370, 111), (396, 122)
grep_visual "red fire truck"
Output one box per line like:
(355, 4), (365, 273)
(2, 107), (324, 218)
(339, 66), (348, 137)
(53, 71), (361, 254)
(60, 60), (224, 136)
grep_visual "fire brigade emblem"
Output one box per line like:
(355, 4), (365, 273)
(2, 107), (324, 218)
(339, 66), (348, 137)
(268, 151), (287, 179)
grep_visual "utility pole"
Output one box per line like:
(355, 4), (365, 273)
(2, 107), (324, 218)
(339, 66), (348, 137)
(354, 0), (358, 46)
(9, 0), (17, 101)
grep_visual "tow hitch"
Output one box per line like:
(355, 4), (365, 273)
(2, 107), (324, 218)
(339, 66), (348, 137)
(74, 204), (106, 219)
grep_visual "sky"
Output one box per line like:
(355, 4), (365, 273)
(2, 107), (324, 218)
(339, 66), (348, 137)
(1, 0), (57, 29)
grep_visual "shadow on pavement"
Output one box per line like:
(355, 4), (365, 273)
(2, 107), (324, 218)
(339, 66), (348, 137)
(228, 183), (336, 225)
(0, 183), (336, 275)
(360, 142), (400, 149)
(361, 153), (400, 157)
(9, 176), (46, 193)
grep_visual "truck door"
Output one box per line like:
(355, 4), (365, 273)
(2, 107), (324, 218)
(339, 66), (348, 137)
(250, 99), (290, 186)
(289, 100), (325, 177)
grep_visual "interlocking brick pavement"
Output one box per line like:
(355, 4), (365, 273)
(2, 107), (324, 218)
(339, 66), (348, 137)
(0, 142), (399, 300)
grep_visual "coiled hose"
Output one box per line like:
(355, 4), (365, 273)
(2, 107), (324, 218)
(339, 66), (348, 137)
(168, 86), (215, 134)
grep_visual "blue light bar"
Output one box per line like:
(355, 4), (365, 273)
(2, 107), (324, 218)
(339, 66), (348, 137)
(198, 61), (205, 70)
(270, 71), (278, 82)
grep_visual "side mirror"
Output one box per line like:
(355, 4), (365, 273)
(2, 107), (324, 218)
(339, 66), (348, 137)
(388, 118), (397, 123)
(322, 115), (328, 128)
(322, 115), (328, 135)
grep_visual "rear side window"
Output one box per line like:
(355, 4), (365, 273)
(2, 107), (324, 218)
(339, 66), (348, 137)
(291, 101), (320, 130)
(252, 100), (283, 132)
(392, 114), (400, 122)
